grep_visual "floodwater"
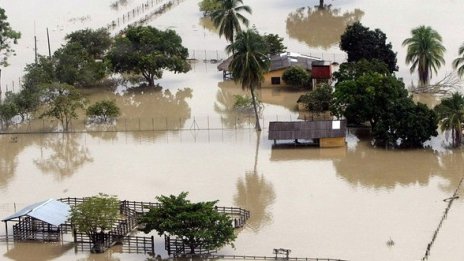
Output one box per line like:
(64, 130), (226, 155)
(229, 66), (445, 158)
(1, 0), (464, 261)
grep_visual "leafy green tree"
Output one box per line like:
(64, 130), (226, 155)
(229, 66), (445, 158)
(373, 99), (437, 148)
(199, 0), (221, 16)
(22, 56), (55, 90)
(70, 193), (120, 253)
(333, 72), (408, 127)
(340, 22), (397, 72)
(402, 25), (446, 86)
(54, 42), (107, 87)
(226, 29), (270, 131)
(333, 59), (390, 83)
(434, 92), (464, 146)
(0, 7), (21, 67)
(86, 99), (120, 123)
(65, 28), (112, 59)
(0, 92), (18, 130)
(282, 66), (310, 88)
(140, 192), (236, 255)
(298, 84), (333, 114)
(233, 94), (263, 113)
(107, 26), (190, 86)
(39, 83), (87, 132)
(211, 0), (252, 44)
(263, 34), (286, 55)
(333, 62), (437, 147)
(452, 43), (464, 78)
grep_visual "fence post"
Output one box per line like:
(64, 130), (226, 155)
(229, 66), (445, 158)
(152, 118), (154, 130)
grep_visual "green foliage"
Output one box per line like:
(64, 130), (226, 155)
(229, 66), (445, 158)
(211, 0), (252, 43)
(332, 65), (437, 147)
(199, 0), (221, 16)
(0, 7), (21, 67)
(298, 84), (333, 114)
(340, 22), (397, 72)
(0, 92), (18, 129)
(373, 100), (438, 148)
(86, 99), (120, 123)
(403, 25), (446, 86)
(282, 66), (310, 88)
(107, 26), (190, 86)
(226, 28), (270, 131)
(333, 59), (390, 83)
(233, 94), (262, 113)
(140, 192), (236, 254)
(65, 28), (112, 59)
(453, 43), (464, 78)
(434, 92), (464, 146)
(70, 193), (120, 251)
(39, 83), (87, 131)
(263, 34), (286, 55)
(54, 42), (107, 87)
(22, 56), (55, 90)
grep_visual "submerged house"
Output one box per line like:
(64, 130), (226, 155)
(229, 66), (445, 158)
(2, 199), (71, 241)
(217, 52), (333, 88)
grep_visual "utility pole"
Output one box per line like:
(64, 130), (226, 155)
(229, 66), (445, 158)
(47, 27), (51, 58)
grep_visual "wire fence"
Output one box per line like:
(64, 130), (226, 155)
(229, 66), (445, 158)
(0, 114), (305, 134)
(187, 49), (347, 65)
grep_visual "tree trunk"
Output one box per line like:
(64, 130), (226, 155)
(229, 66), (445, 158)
(318, 0), (324, 8)
(250, 85), (261, 131)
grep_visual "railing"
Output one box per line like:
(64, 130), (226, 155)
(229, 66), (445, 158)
(210, 254), (349, 261)
(0, 114), (306, 134)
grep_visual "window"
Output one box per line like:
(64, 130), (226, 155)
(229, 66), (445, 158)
(271, 77), (281, 85)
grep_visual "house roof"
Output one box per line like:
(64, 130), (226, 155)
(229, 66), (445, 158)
(2, 199), (71, 226)
(217, 52), (323, 72)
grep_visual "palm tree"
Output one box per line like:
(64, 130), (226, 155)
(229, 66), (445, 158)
(226, 29), (270, 131)
(402, 25), (446, 87)
(452, 43), (464, 77)
(434, 92), (464, 146)
(211, 0), (252, 44)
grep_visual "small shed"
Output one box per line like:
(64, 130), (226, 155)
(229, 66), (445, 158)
(268, 120), (346, 147)
(2, 199), (71, 241)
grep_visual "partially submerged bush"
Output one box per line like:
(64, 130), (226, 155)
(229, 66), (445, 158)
(282, 66), (311, 88)
(298, 84), (333, 115)
(86, 99), (120, 123)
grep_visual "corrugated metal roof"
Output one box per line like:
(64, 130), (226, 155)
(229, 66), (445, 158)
(2, 199), (71, 226)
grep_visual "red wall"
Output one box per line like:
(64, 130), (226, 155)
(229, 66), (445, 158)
(312, 66), (332, 79)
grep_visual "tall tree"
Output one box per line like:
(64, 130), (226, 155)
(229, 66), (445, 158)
(340, 22), (397, 72)
(226, 29), (270, 131)
(140, 192), (236, 255)
(452, 43), (464, 78)
(263, 34), (286, 55)
(0, 7), (21, 67)
(70, 194), (120, 253)
(107, 26), (190, 87)
(211, 0), (252, 44)
(434, 92), (464, 146)
(402, 25), (446, 87)
(39, 83), (87, 132)
(65, 28), (112, 59)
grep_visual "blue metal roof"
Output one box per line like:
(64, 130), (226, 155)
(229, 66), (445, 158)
(2, 199), (71, 226)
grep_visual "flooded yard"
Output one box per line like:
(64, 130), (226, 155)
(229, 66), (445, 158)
(1, 0), (464, 260)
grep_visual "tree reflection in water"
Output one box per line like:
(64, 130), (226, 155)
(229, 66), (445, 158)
(234, 133), (275, 232)
(34, 134), (93, 179)
(333, 140), (464, 191)
(0, 135), (32, 188)
(286, 6), (364, 49)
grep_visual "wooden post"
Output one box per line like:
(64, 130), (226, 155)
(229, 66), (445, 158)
(47, 28), (51, 58)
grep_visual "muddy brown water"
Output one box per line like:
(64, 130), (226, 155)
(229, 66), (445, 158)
(1, 0), (464, 260)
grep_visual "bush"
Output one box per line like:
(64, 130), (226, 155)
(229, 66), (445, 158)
(282, 66), (310, 88)
(86, 99), (120, 123)
(298, 84), (333, 114)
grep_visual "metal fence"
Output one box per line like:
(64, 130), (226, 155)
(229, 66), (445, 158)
(0, 114), (305, 134)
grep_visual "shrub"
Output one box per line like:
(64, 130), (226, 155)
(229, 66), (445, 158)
(282, 66), (311, 88)
(86, 99), (120, 123)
